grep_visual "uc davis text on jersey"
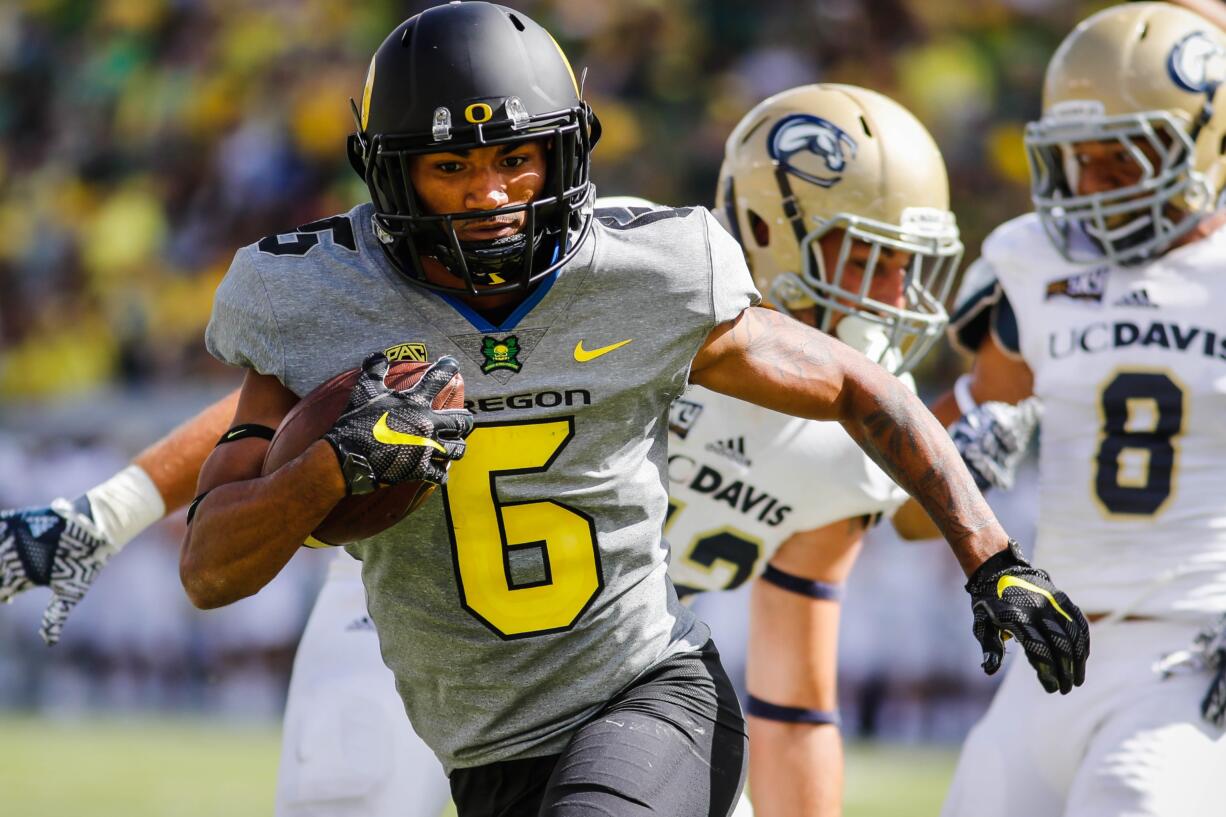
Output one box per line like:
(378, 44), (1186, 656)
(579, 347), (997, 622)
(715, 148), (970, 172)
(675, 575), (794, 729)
(668, 454), (792, 527)
(1048, 320), (1226, 361)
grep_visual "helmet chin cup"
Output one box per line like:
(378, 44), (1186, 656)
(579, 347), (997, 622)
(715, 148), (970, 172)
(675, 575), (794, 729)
(836, 314), (903, 372)
(1184, 173), (1212, 212)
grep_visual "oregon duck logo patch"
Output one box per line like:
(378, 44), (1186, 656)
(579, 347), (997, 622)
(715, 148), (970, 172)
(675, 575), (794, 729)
(481, 336), (522, 374)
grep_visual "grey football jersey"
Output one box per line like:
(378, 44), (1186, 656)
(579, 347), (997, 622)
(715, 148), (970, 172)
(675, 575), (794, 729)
(206, 203), (759, 771)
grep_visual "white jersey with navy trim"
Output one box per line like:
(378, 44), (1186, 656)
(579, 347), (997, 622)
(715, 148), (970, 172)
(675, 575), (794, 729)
(981, 213), (1226, 619)
(665, 384), (909, 596)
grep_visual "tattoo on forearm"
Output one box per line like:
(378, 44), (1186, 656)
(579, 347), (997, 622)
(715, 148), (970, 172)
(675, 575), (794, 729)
(849, 375), (994, 546)
(706, 307), (997, 560)
(725, 308), (833, 383)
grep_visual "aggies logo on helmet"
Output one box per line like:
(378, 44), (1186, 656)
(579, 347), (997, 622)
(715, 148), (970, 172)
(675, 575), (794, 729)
(1168, 31), (1226, 94)
(767, 114), (858, 189)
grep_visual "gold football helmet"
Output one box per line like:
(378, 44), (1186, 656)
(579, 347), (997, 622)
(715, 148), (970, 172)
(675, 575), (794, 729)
(716, 84), (961, 374)
(1026, 2), (1226, 264)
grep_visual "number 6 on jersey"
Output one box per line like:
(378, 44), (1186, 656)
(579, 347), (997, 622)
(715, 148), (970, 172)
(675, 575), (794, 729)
(443, 419), (603, 638)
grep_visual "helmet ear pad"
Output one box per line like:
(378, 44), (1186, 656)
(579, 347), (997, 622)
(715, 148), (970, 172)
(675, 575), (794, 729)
(347, 134), (367, 180)
(587, 108), (603, 149)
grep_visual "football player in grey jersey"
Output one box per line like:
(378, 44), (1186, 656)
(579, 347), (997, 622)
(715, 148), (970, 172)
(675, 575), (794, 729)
(4, 4), (1089, 816)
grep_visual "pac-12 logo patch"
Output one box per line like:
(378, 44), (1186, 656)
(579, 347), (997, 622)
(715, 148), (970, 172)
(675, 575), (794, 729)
(768, 114), (858, 189)
(1045, 267), (1109, 304)
(669, 399), (705, 439)
(384, 341), (428, 363)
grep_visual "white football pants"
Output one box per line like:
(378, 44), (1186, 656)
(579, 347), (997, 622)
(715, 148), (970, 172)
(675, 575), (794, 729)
(275, 553), (451, 817)
(941, 618), (1226, 817)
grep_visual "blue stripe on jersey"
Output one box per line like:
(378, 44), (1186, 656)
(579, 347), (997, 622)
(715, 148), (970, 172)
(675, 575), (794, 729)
(438, 268), (560, 332)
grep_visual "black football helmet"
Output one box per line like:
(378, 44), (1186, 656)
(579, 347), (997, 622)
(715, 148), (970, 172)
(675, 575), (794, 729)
(347, 1), (601, 296)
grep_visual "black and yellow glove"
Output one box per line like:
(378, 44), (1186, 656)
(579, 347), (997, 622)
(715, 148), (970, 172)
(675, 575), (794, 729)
(323, 353), (473, 494)
(965, 540), (1090, 695)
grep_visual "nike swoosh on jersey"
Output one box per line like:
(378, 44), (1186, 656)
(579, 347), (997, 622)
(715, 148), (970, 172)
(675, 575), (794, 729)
(372, 413), (446, 452)
(574, 338), (633, 362)
(997, 575), (1073, 622)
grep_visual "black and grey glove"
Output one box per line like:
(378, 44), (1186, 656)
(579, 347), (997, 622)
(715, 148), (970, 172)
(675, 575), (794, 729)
(1153, 613), (1226, 728)
(965, 540), (1091, 694)
(323, 353), (473, 494)
(1197, 614), (1226, 728)
(1202, 655), (1226, 729)
(0, 497), (117, 646)
(950, 397), (1042, 492)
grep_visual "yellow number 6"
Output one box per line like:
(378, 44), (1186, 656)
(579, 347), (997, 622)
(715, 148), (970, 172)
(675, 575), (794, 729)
(442, 419), (602, 638)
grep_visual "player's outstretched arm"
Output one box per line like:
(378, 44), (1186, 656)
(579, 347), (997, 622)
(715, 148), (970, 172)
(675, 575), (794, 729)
(180, 370), (341, 609)
(692, 307), (1090, 693)
(0, 390), (239, 644)
(893, 334), (1036, 540)
(692, 306), (1004, 572)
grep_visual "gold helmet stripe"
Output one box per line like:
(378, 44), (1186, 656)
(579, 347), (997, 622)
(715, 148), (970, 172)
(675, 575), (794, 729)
(360, 56), (377, 131)
(547, 32), (579, 96)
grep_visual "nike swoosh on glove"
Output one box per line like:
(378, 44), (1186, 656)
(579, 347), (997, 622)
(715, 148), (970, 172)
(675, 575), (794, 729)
(323, 352), (474, 487)
(965, 541), (1091, 695)
(0, 498), (118, 646)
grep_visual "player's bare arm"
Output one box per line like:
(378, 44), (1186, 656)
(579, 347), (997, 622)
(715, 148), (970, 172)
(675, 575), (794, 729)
(692, 305), (1002, 574)
(746, 517), (864, 817)
(0, 388), (239, 644)
(894, 334), (1036, 540)
(135, 389), (241, 511)
(929, 334), (1034, 427)
(694, 306), (1089, 694)
(181, 355), (471, 609)
(180, 370), (344, 609)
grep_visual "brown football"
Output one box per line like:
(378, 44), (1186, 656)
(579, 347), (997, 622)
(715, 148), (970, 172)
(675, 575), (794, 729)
(262, 360), (466, 546)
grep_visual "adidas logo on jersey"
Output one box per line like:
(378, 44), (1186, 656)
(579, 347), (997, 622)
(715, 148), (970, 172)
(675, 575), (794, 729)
(1114, 288), (1157, 308)
(1046, 267), (1108, 304)
(705, 436), (752, 467)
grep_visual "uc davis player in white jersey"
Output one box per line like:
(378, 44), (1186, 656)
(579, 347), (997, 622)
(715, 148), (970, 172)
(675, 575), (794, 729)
(0, 55), (1083, 817)
(659, 84), (962, 817)
(937, 5), (1226, 816)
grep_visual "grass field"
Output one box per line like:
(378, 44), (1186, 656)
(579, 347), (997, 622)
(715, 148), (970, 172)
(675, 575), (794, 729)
(0, 715), (957, 816)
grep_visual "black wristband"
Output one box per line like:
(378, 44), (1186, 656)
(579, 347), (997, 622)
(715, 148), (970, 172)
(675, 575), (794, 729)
(215, 424), (275, 446)
(185, 491), (210, 525)
(966, 539), (1028, 588)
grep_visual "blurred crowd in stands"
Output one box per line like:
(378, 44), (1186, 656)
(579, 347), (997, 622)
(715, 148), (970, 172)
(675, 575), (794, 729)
(1, 0), (1089, 399)
(0, 0), (1086, 734)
